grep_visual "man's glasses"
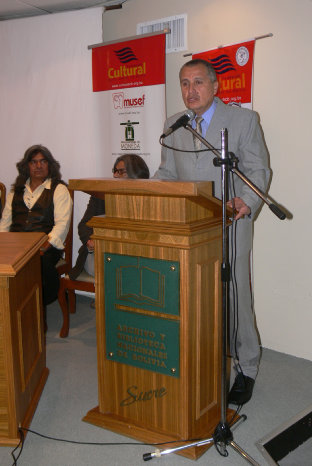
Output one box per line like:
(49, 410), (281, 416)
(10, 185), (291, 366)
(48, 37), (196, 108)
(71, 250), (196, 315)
(29, 159), (48, 166)
(112, 168), (127, 175)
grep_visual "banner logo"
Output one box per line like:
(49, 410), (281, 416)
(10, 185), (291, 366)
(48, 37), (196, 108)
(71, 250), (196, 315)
(208, 54), (236, 74)
(114, 47), (138, 63)
(108, 47), (145, 81)
(120, 120), (140, 150)
(113, 92), (146, 109)
(236, 46), (249, 66)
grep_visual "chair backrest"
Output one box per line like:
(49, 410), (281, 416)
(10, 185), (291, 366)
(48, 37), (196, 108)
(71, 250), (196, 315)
(56, 188), (74, 276)
(0, 182), (6, 217)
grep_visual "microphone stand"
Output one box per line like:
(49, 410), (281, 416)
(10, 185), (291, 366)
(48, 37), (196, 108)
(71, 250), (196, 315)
(143, 125), (287, 464)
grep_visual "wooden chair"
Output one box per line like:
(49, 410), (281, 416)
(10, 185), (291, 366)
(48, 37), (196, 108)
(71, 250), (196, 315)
(57, 190), (95, 338)
(54, 188), (74, 336)
(0, 182), (6, 217)
(56, 189), (73, 277)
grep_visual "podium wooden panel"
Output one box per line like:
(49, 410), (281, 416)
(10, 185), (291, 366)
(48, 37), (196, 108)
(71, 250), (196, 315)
(69, 179), (225, 460)
(0, 232), (49, 446)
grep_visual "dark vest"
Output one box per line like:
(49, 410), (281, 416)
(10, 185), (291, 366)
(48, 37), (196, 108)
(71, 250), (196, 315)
(10, 182), (60, 233)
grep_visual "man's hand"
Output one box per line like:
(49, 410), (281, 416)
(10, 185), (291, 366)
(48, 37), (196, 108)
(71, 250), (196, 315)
(40, 241), (52, 255)
(227, 197), (251, 220)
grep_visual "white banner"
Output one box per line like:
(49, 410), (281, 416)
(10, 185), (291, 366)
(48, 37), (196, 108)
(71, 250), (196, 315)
(108, 85), (164, 176)
(91, 33), (166, 176)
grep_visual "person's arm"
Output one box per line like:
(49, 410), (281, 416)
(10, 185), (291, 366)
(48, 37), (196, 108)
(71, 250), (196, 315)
(77, 196), (103, 245)
(0, 191), (13, 231)
(47, 184), (72, 250)
(229, 111), (271, 220)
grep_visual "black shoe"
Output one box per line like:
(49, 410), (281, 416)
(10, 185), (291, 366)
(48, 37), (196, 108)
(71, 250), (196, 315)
(228, 373), (255, 406)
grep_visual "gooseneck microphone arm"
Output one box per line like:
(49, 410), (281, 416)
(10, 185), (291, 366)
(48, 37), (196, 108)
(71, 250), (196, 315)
(160, 109), (195, 139)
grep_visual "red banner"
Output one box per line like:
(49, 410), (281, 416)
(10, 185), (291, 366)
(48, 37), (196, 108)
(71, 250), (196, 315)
(193, 40), (255, 107)
(92, 34), (166, 91)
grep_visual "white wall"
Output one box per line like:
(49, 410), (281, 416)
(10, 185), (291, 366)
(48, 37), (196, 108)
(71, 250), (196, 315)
(0, 7), (105, 259)
(102, 0), (312, 361)
(1, 0), (311, 361)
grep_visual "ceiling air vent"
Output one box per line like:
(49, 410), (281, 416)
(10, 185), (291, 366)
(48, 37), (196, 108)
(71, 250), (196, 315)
(137, 14), (187, 54)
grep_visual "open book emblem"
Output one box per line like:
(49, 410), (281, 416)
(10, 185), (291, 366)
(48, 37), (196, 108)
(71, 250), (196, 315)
(116, 264), (165, 308)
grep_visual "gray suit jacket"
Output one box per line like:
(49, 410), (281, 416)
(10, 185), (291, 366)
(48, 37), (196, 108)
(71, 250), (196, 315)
(154, 97), (271, 220)
(154, 98), (270, 374)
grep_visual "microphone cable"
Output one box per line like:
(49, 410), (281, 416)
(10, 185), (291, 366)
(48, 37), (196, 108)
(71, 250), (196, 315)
(10, 426), (216, 466)
(159, 136), (220, 154)
(228, 173), (244, 377)
(10, 428), (24, 466)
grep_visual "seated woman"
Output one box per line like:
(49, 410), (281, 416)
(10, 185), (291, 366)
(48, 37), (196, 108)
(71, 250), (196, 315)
(69, 153), (149, 280)
(0, 145), (72, 306)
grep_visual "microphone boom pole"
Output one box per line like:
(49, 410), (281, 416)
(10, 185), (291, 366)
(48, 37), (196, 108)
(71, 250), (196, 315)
(184, 124), (286, 220)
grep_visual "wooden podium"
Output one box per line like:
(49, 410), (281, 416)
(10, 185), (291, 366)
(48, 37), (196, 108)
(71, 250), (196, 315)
(0, 232), (49, 446)
(69, 178), (224, 459)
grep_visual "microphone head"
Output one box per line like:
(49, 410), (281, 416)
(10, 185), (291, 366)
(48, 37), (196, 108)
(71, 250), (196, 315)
(185, 109), (195, 121)
(160, 108), (196, 139)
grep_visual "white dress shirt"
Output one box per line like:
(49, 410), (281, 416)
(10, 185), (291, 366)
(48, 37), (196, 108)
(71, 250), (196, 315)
(0, 178), (72, 250)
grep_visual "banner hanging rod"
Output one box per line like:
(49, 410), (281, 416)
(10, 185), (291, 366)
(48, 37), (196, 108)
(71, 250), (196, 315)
(88, 29), (170, 50)
(183, 33), (273, 57)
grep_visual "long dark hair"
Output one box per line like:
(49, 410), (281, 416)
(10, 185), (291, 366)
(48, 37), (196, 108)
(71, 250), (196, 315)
(113, 154), (150, 179)
(13, 144), (63, 193)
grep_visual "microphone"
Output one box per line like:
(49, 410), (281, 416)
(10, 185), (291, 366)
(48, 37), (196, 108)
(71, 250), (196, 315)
(161, 109), (195, 138)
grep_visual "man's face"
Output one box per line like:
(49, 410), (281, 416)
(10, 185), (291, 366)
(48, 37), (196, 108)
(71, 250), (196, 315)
(28, 153), (49, 183)
(180, 64), (218, 116)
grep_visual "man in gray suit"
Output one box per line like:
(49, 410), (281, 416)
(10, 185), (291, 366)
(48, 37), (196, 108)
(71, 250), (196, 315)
(154, 59), (271, 405)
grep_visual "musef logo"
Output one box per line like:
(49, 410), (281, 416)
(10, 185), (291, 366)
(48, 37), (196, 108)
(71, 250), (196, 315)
(113, 92), (146, 110)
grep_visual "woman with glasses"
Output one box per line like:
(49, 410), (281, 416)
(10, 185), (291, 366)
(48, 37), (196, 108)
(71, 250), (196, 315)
(0, 144), (72, 307)
(69, 154), (149, 281)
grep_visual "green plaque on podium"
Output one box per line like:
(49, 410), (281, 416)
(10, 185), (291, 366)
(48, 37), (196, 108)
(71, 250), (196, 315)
(104, 253), (180, 376)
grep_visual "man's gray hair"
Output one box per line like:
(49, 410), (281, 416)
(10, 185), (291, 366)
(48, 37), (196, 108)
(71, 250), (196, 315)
(179, 59), (217, 83)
